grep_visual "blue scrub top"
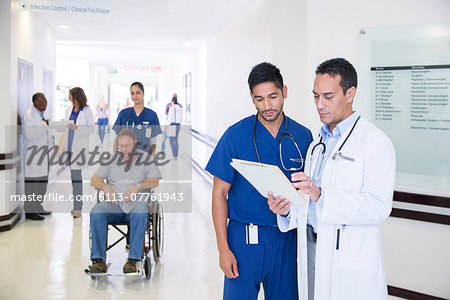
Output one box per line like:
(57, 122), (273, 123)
(68, 107), (81, 151)
(206, 114), (313, 226)
(113, 107), (162, 151)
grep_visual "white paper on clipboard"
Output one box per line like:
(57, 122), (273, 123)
(230, 158), (308, 206)
(49, 120), (74, 132)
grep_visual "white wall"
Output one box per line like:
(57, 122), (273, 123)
(0, 1), (12, 154)
(201, 0), (450, 298)
(0, 0), (56, 215)
(11, 3), (56, 118)
(305, 0), (450, 133)
(205, 0), (308, 138)
(0, 0), (13, 216)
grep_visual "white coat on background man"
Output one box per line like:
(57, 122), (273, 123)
(22, 93), (52, 219)
(23, 101), (50, 177)
(268, 58), (396, 300)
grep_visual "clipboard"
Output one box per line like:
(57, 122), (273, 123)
(49, 120), (74, 132)
(230, 158), (308, 205)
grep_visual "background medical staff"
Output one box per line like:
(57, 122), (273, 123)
(64, 87), (95, 218)
(269, 58), (396, 300)
(167, 96), (182, 160)
(206, 62), (313, 300)
(113, 82), (162, 154)
(22, 92), (52, 220)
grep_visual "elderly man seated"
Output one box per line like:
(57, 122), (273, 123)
(89, 128), (161, 274)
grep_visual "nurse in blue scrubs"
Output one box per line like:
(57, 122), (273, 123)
(206, 62), (313, 300)
(113, 82), (162, 153)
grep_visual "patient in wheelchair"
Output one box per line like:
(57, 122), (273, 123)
(89, 128), (161, 274)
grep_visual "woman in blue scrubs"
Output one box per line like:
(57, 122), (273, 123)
(113, 82), (162, 153)
(206, 62), (313, 300)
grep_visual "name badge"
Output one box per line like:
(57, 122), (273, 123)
(246, 223), (258, 245)
(145, 127), (152, 138)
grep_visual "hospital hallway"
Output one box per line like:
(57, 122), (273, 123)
(1, 0), (450, 299)
(0, 165), (255, 300)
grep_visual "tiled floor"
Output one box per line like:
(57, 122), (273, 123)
(0, 168), (229, 300)
(0, 128), (402, 299)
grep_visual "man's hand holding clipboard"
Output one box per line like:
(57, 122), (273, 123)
(230, 159), (308, 210)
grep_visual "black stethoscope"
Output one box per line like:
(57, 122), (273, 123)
(126, 108), (146, 130)
(253, 113), (304, 171)
(310, 116), (361, 163)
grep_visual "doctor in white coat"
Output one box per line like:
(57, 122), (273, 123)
(268, 58), (396, 300)
(22, 93), (52, 220)
(63, 87), (94, 218)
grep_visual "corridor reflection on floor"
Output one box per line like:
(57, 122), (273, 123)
(0, 169), (243, 300)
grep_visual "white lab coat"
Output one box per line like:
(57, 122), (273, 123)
(278, 117), (396, 300)
(22, 106), (50, 177)
(64, 106), (94, 170)
(168, 104), (182, 124)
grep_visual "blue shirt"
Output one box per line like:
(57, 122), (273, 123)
(68, 107), (81, 151)
(206, 114), (313, 226)
(113, 107), (162, 151)
(308, 112), (360, 231)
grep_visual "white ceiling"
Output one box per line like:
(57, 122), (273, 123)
(36, 0), (256, 68)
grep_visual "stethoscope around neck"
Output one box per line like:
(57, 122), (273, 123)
(253, 112), (304, 171)
(126, 108), (145, 130)
(310, 116), (361, 166)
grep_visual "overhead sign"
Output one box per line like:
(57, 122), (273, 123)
(123, 66), (163, 73)
(20, 0), (112, 15)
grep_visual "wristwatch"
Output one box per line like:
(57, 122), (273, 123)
(135, 182), (141, 190)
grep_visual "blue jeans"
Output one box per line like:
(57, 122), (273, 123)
(90, 202), (148, 262)
(161, 128), (167, 153)
(97, 118), (108, 143)
(169, 124), (181, 157)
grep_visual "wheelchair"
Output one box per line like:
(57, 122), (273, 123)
(85, 189), (164, 280)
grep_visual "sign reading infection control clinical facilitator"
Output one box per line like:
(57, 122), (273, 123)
(19, 0), (112, 14)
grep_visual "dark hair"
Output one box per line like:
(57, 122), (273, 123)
(315, 58), (357, 94)
(171, 95), (178, 105)
(248, 62), (284, 93)
(69, 87), (88, 108)
(32, 92), (45, 103)
(130, 82), (144, 93)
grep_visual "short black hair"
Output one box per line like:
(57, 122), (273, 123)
(248, 62), (284, 93)
(32, 92), (45, 103)
(315, 58), (357, 94)
(130, 82), (144, 93)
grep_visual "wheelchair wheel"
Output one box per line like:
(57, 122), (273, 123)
(152, 203), (164, 262)
(144, 255), (151, 280)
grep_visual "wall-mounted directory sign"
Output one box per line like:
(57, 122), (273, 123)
(358, 24), (450, 199)
(372, 64), (449, 130)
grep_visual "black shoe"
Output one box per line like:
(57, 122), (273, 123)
(39, 210), (52, 215)
(25, 213), (45, 221)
